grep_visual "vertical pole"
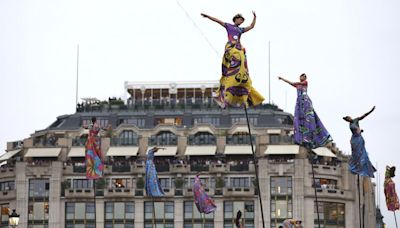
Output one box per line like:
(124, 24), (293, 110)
(268, 41), (271, 104)
(310, 152), (321, 228)
(358, 175), (362, 228)
(75, 45), (79, 108)
(394, 211), (398, 228)
(244, 106), (265, 228)
(152, 197), (156, 228)
(94, 179), (97, 228)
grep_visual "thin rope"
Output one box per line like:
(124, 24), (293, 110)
(244, 106), (266, 228)
(175, 0), (221, 58)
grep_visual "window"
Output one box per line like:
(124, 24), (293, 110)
(231, 117), (257, 125)
(270, 177), (293, 227)
(312, 178), (338, 189)
(149, 131), (177, 146)
(184, 201), (214, 228)
(159, 178), (171, 189)
(185, 177), (214, 189)
(144, 202), (174, 227)
(193, 117), (220, 126)
(82, 118), (109, 128)
(65, 202), (95, 227)
(29, 179), (50, 226)
(0, 181), (15, 191)
(269, 135), (293, 145)
(226, 133), (255, 145)
(112, 130), (139, 146)
(0, 205), (9, 227)
(155, 118), (182, 126)
(120, 118), (145, 127)
(228, 177), (251, 188)
(104, 202), (134, 228)
(224, 201), (254, 228)
(314, 202), (345, 228)
(72, 179), (93, 189)
(188, 132), (216, 145)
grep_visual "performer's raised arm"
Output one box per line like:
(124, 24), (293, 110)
(357, 106), (375, 120)
(243, 11), (256, 33)
(278, 76), (295, 87)
(201, 13), (224, 27)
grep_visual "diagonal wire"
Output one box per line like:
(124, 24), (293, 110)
(175, 0), (221, 58)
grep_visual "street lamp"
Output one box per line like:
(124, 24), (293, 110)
(8, 209), (19, 227)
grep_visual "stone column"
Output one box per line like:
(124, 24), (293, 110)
(214, 198), (224, 228)
(16, 162), (28, 228)
(48, 161), (63, 227)
(174, 198), (184, 228)
(135, 199), (144, 227)
(96, 198), (104, 228)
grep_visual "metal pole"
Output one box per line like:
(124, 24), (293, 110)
(310, 152), (321, 228)
(395, 211), (398, 228)
(268, 41), (271, 104)
(94, 179), (96, 228)
(358, 175), (362, 228)
(75, 45), (79, 108)
(244, 106), (265, 228)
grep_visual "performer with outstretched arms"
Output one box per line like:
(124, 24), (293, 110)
(145, 147), (165, 197)
(279, 74), (332, 149)
(343, 106), (376, 177)
(85, 117), (104, 179)
(201, 12), (264, 108)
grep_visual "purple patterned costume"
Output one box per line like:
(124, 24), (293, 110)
(293, 81), (332, 149)
(193, 175), (217, 214)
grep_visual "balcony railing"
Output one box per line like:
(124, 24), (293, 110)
(229, 164), (249, 172)
(155, 164), (170, 172)
(190, 164), (209, 172)
(73, 165), (86, 173)
(110, 138), (139, 146)
(112, 164), (131, 173)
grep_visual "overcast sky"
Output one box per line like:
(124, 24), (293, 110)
(1, 0), (399, 226)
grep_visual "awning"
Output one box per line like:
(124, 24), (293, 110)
(25, 148), (62, 157)
(147, 146), (177, 156)
(185, 146), (216, 156)
(0, 149), (21, 161)
(264, 145), (300, 155)
(224, 145), (253, 155)
(312, 147), (336, 157)
(107, 147), (139, 156)
(68, 147), (86, 157)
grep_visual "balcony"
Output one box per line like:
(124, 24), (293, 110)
(223, 187), (255, 196)
(155, 164), (170, 172)
(171, 164), (190, 173)
(229, 164), (249, 172)
(104, 188), (134, 198)
(111, 164), (132, 173)
(65, 189), (94, 198)
(210, 164), (227, 173)
(133, 164), (145, 174)
(0, 166), (15, 178)
(73, 165), (86, 173)
(305, 187), (352, 200)
(311, 164), (342, 177)
(0, 189), (16, 201)
(190, 164), (209, 172)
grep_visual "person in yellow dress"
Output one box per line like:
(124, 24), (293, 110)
(201, 12), (264, 108)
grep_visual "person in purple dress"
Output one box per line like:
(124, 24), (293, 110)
(193, 173), (217, 214)
(279, 74), (332, 149)
(343, 106), (376, 177)
(201, 12), (264, 108)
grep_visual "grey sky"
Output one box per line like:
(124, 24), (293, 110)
(1, 0), (399, 226)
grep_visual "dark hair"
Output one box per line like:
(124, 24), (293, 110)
(233, 14), (245, 22)
(91, 117), (97, 124)
(390, 166), (396, 177)
(300, 73), (307, 78)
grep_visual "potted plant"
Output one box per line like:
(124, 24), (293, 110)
(174, 178), (185, 189)
(136, 177), (145, 189)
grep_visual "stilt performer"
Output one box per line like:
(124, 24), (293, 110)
(279, 74), (332, 228)
(85, 117), (104, 179)
(193, 173), (217, 227)
(343, 106), (376, 177)
(343, 106), (376, 228)
(201, 11), (266, 228)
(384, 166), (399, 228)
(145, 147), (165, 228)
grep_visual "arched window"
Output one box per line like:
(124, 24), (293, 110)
(112, 130), (138, 146)
(149, 131), (177, 146)
(188, 132), (216, 145)
(226, 132), (255, 145)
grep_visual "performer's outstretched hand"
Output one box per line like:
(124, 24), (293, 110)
(201, 13), (208, 18)
(252, 11), (256, 18)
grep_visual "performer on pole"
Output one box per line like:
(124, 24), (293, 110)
(201, 12), (264, 108)
(343, 106), (376, 177)
(85, 117), (104, 179)
(193, 173), (217, 214)
(145, 147), (165, 197)
(278, 74), (332, 149)
(384, 166), (399, 211)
